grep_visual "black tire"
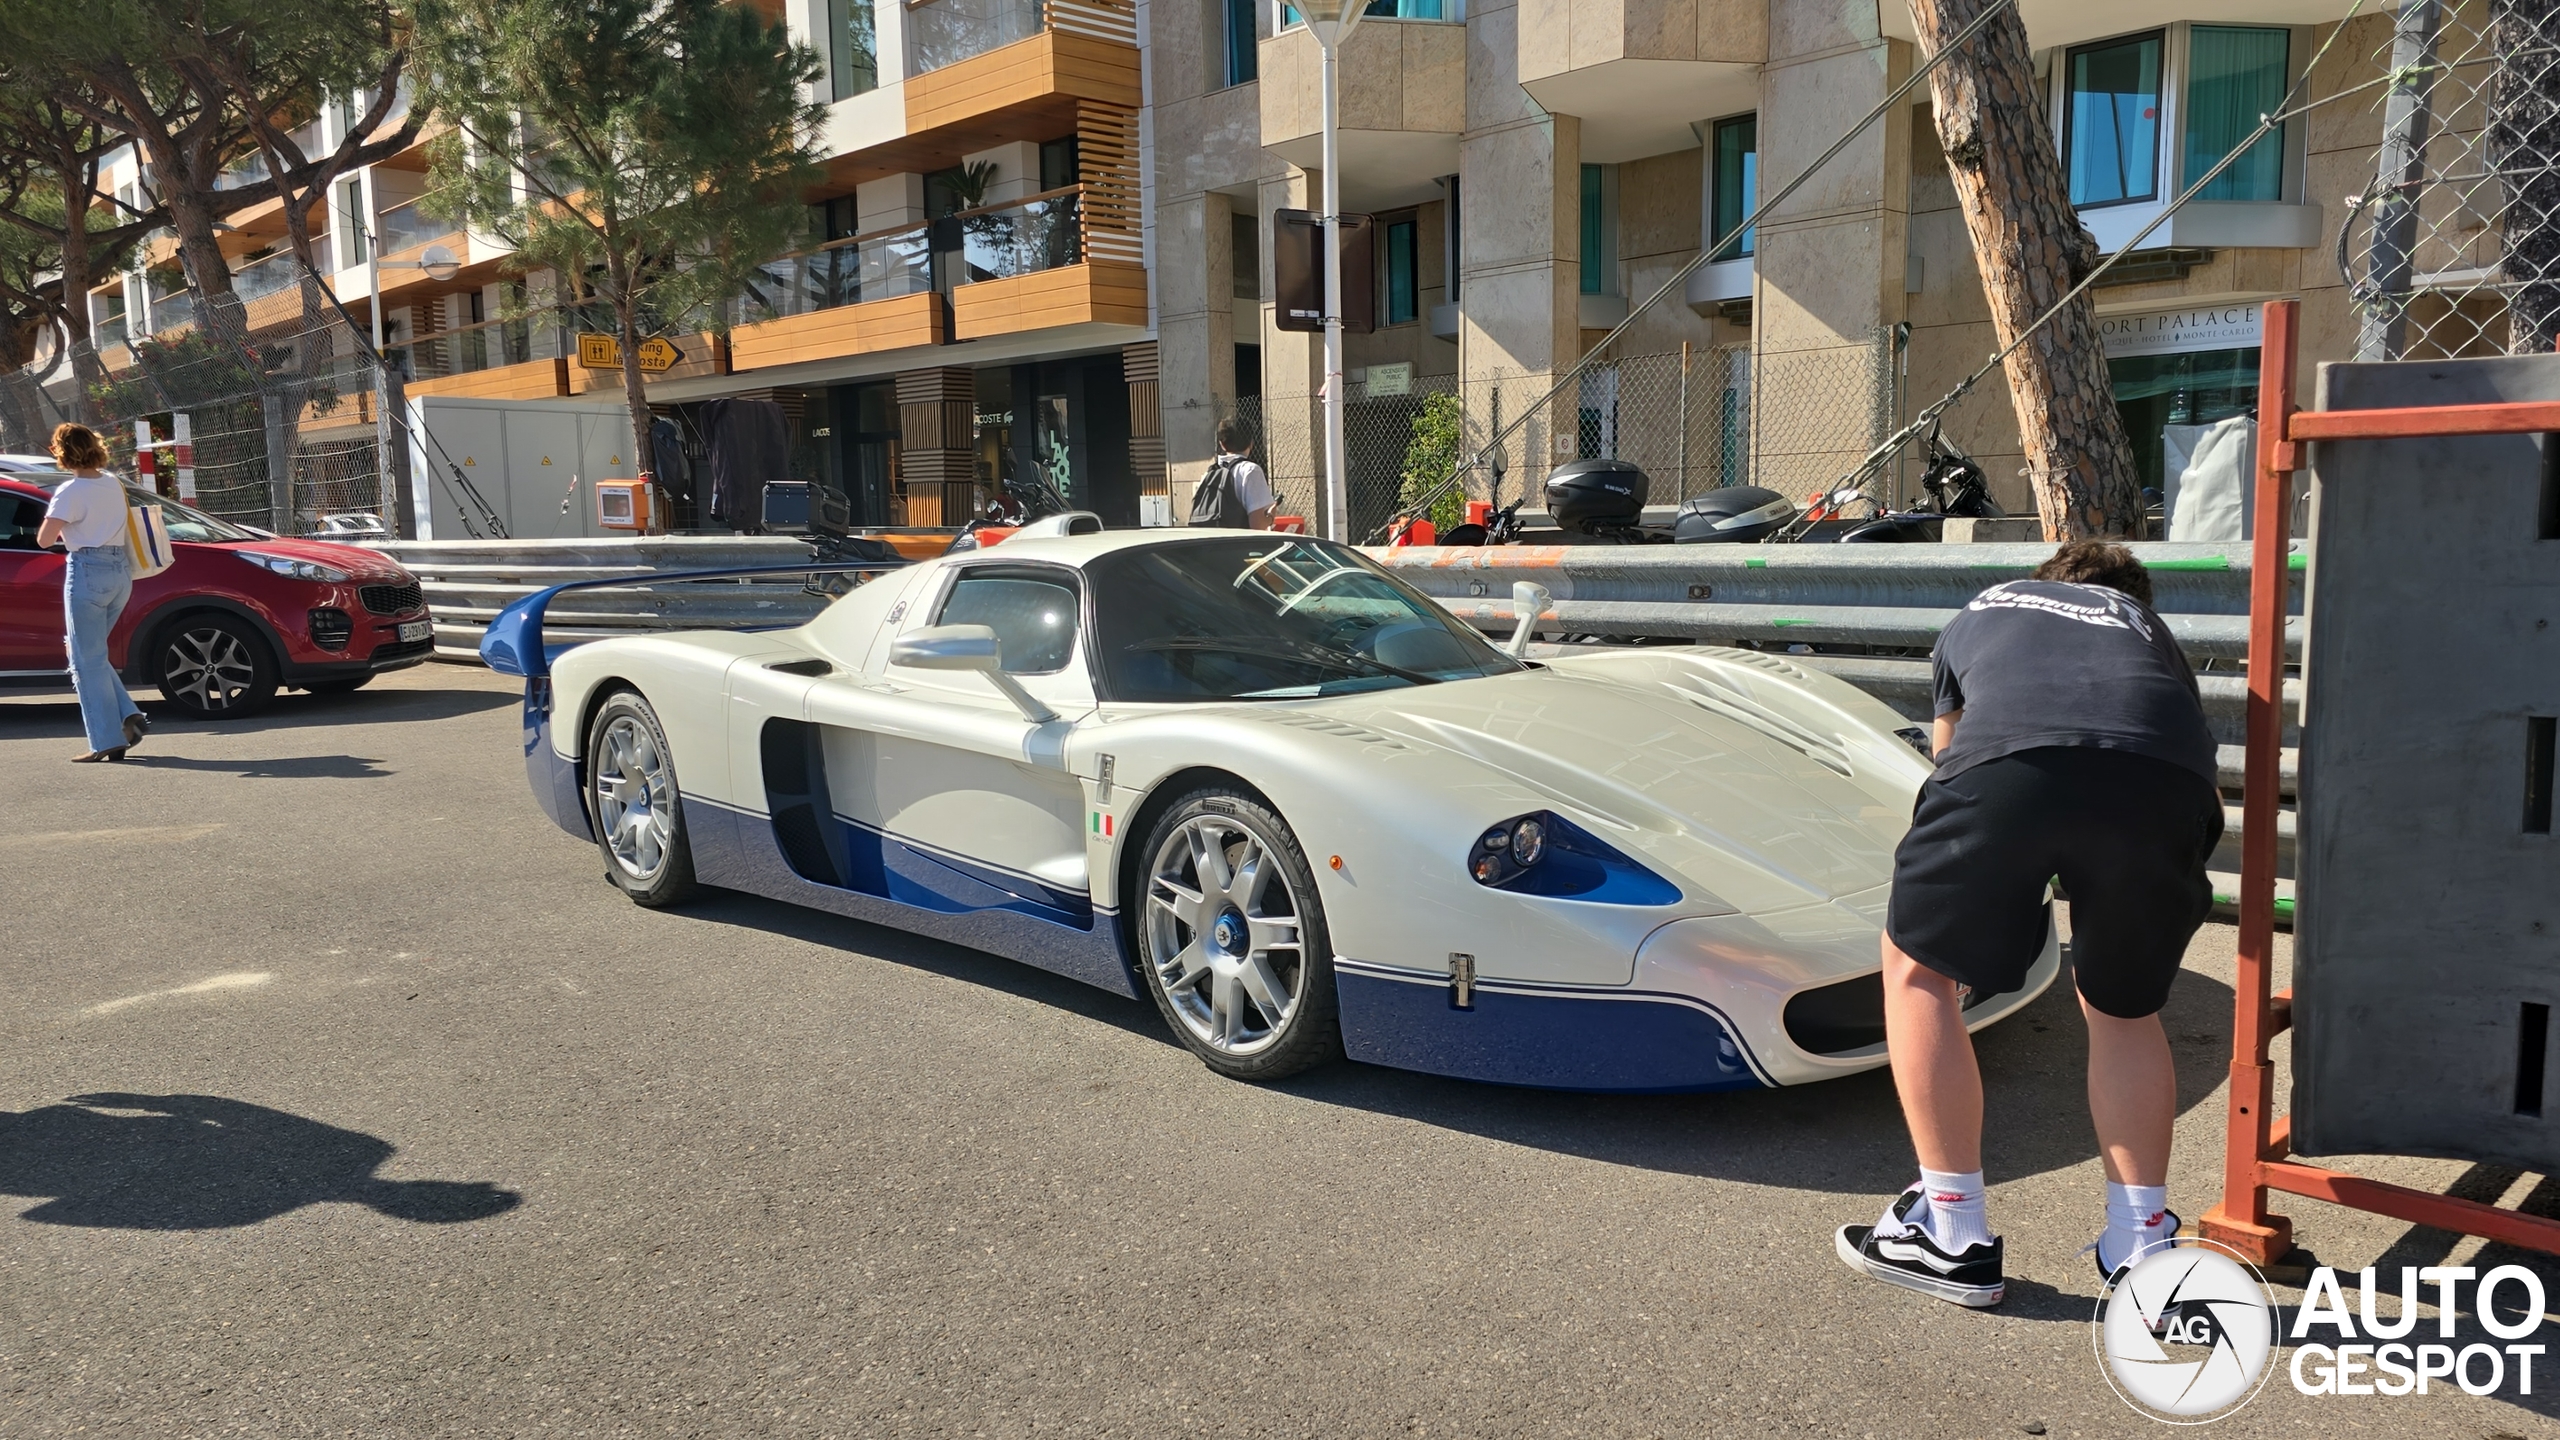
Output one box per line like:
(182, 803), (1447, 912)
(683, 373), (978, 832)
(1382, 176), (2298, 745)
(1133, 785), (1341, 1082)
(584, 689), (699, 907)
(303, 675), (373, 694)
(153, 612), (280, 719)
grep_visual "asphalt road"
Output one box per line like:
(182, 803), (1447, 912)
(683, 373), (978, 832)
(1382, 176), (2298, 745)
(2, 664), (2554, 1438)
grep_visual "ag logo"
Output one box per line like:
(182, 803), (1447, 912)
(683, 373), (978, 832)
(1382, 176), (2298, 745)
(2094, 1240), (2279, 1423)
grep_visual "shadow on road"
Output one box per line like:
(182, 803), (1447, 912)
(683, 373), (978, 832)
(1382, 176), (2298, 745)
(0, 1093), (521, 1229)
(679, 890), (1178, 1050)
(0, 683), (511, 739)
(120, 753), (394, 779)
(1269, 953), (2236, 1196)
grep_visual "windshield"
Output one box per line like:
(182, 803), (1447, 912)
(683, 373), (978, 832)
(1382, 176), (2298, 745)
(1089, 536), (1519, 701)
(19, 470), (258, 543)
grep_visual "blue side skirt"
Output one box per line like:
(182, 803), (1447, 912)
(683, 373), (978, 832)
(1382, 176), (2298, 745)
(684, 795), (1140, 999)
(1334, 961), (1771, 1093)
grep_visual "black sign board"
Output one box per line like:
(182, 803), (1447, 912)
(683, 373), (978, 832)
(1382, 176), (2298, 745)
(1272, 208), (1375, 334)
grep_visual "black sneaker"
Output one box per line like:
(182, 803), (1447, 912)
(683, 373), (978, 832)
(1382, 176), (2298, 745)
(1835, 1189), (2005, 1308)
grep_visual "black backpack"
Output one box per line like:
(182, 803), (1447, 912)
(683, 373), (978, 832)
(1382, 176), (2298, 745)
(1188, 454), (1250, 529)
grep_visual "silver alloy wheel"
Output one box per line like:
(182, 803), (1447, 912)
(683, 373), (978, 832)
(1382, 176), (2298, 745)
(593, 713), (677, 882)
(1143, 814), (1307, 1056)
(163, 625), (258, 710)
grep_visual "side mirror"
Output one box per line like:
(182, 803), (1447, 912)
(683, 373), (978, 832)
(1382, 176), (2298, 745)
(1506, 581), (1551, 658)
(890, 624), (1058, 723)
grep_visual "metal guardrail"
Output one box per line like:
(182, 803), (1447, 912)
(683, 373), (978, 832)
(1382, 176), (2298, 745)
(369, 537), (829, 658)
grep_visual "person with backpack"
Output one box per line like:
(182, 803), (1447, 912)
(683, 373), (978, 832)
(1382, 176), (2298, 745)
(1189, 416), (1275, 530)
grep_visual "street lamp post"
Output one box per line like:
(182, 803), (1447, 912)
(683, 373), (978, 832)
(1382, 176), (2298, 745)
(1306, 0), (1368, 542)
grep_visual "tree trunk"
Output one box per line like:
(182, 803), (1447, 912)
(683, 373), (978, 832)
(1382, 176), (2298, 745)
(2362, 0), (2442, 361)
(55, 139), (107, 425)
(612, 292), (657, 533)
(2492, 0), (2560, 352)
(1909, 0), (2146, 539)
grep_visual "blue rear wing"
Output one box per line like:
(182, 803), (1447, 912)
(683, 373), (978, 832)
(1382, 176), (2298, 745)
(481, 562), (911, 679)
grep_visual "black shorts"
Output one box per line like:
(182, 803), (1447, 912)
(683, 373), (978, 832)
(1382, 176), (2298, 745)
(1886, 746), (2224, 1019)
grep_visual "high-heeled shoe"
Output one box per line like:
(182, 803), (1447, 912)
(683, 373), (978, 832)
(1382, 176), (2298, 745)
(71, 747), (128, 763)
(123, 712), (150, 748)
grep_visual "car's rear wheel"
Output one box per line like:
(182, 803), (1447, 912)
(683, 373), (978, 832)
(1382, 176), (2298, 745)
(1136, 787), (1341, 1081)
(586, 689), (698, 907)
(154, 613), (278, 719)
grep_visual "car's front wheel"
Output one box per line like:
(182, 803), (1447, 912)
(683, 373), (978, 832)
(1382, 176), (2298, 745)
(585, 689), (698, 907)
(1136, 786), (1341, 1081)
(153, 613), (279, 719)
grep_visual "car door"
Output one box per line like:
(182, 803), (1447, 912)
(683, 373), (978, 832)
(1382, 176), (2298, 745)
(804, 561), (1097, 924)
(0, 491), (68, 676)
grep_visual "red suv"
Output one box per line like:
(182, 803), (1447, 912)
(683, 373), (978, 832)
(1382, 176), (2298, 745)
(0, 467), (432, 719)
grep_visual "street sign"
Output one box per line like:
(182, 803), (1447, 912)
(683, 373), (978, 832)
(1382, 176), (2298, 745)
(1272, 209), (1375, 334)
(576, 333), (687, 373)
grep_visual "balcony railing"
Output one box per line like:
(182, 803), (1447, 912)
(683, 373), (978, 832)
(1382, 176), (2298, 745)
(397, 312), (540, 383)
(951, 187), (1082, 284)
(93, 316), (130, 352)
(231, 250), (306, 303)
(376, 197), (461, 257)
(733, 223), (935, 326)
(908, 0), (1044, 74)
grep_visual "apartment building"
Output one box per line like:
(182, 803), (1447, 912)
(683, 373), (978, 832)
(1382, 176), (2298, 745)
(1154, 0), (2413, 529)
(83, 0), (1161, 531)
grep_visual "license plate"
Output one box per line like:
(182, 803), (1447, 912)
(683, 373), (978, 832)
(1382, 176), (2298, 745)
(398, 619), (431, 642)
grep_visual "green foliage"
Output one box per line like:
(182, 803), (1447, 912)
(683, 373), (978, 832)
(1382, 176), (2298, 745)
(412, 0), (826, 336)
(1397, 390), (1466, 530)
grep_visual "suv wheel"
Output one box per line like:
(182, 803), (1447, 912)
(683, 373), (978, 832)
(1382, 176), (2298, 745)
(154, 613), (279, 719)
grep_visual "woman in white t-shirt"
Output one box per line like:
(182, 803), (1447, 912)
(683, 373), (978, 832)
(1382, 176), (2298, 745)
(34, 423), (149, 761)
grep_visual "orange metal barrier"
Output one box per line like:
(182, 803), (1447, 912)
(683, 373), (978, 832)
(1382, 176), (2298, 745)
(2198, 298), (2560, 1264)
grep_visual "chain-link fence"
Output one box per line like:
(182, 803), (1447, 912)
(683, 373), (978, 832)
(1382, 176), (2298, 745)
(1235, 333), (1895, 540)
(80, 284), (395, 535)
(2342, 0), (2560, 359)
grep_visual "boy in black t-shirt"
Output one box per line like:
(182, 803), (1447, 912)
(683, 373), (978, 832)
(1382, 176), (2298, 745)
(1835, 541), (2225, 1308)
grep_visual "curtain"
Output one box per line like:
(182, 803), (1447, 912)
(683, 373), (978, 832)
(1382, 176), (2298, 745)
(2185, 27), (2289, 201)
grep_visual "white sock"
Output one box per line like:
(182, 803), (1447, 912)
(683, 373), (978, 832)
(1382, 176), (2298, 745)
(1918, 1167), (1991, 1251)
(2100, 1182), (2173, 1271)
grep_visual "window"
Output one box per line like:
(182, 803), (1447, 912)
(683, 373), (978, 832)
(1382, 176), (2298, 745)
(1384, 218), (1417, 323)
(1040, 136), (1079, 191)
(1278, 0), (1445, 26)
(937, 567), (1082, 674)
(2064, 31), (2164, 207)
(1225, 0), (1257, 85)
(1232, 212), (1260, 299)
(2185, 26), (2288, 201)
(1710, 114), (1758, 260)
(828, 0), (878, 102)
(1579, 164), (1615, 295)
(336, 178), (369, 269)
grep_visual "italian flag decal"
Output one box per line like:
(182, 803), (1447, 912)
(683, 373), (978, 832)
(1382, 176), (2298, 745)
(1090, 811), (1115, 838)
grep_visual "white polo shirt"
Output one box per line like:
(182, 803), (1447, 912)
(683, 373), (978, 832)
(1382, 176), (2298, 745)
(43, 473), (130, 551)
(1218, 452), (1275, 514)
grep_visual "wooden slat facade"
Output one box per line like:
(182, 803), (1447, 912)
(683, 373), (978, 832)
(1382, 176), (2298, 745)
(903, 28), (1140, 140)
(950, 262), (1148, 340)
(1123, 342), (1164, 497)
(727, 294), (947, 372)
(407, 356), (571, 401)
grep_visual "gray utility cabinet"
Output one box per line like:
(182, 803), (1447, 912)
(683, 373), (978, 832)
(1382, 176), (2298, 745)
(2294, 355), (2560, 1170)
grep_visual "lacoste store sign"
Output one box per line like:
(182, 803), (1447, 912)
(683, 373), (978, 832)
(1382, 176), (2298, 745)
(2098, 304), (2266, 358)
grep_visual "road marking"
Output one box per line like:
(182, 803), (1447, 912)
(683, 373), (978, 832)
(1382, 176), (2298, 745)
(85, 971), (274, 1015)
(0, 823), (226, 850)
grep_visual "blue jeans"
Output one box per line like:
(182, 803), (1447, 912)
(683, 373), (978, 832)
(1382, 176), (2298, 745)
(65, 546), (141, 751)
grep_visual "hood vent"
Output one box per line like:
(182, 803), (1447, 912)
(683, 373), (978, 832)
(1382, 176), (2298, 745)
(1250, 711), (1410, 750)
(1672, 674), (1854, 777)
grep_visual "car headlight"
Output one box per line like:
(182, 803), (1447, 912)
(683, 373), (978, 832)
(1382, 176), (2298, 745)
(236, 549), (351, 584)
(1465, 810), (1680, 905)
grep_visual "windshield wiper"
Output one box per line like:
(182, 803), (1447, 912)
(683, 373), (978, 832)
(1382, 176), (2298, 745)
(1132, 636), (1445, 686)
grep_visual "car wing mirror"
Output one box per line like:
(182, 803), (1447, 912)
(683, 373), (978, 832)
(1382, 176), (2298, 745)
(890, 624), (1058, 723)
(1507, 581), (1550, 658)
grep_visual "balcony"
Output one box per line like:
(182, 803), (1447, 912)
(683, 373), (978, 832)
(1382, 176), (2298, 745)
(401, 314), (578, 401)
(727, 222), (946, 370)
(1259, 16), (1462, 205)
(93, 315), (130, 353)
(900, 0), (1138, 145)
(948, 187), (1142, 339)
(377, 197), (462, 257)
(1516, 0), (1761, 163)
